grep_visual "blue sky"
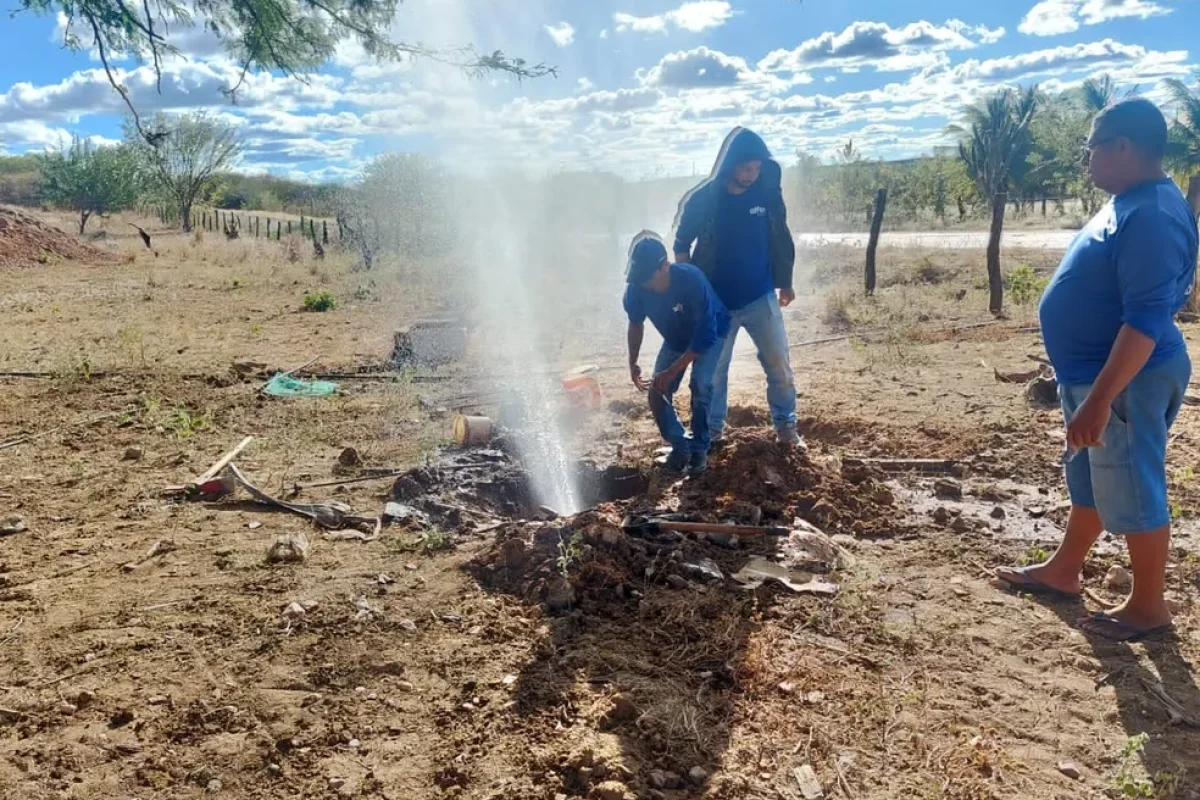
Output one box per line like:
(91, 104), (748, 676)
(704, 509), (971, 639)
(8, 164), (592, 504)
(0, 0), (1197, 181)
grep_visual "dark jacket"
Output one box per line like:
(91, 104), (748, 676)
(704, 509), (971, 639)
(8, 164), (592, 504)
(672, 127), (795, 290)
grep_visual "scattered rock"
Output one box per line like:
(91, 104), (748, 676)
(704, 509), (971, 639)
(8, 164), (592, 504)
(591, 780), (628, 800)
(58, 702), (78, 716)
(0, 515), (27, 536)
(934, 479), (963, 500)
(1057, 761), (1081, 780)
(265, 532), (309, 564)
(500, 538), (529, 569)
(337, 447), (361, 468)
(147, 695), (169, 706)
(545, 576), (576, 611)
(108, 709), (135, 729)
(807, 498), (837, 525)
(950, 516), (972, 534)
(73, 690), (96, 709)
(384, 502), (428, 527)
(206, 779), (223, 793)
(1104, 565), (1132, 591)
(605, 694), (638, 724)
(1029, 506), (1048, 519)
(688, 766), (710, 786)
(122, 446), (144, 462)
(396, 681), (415, 693)
(793, 764), (824, 799)
(871, 485), (895, 506)
(649, 771), (678, 790)
(247, 521), (263, 530)
(282, 602), (308, 620)
(778, 681), (797, 695)
(666, 574), (689, 590)
(1027, 375), (1059, 407)
(932, 507), (951, 526)
(680, 558), (723, 583)
(990, 506), (1006, 520)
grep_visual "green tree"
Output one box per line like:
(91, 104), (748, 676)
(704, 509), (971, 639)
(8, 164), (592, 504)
(21, 0), (553, 142)
(128, 111), (242, 231)
(952, 86), (1040, 314)
(37, 138), (137, 234)
(1164, 78), (1200, 179)
(335, 152), (452, 269)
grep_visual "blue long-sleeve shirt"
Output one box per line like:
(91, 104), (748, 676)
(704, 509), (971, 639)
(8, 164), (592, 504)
(623, 263), (731, 354)
(1040, 177), (1197, 385)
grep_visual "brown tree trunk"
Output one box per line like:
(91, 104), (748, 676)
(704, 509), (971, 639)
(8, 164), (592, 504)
(987, 193), (1007, 316)
(78, 210), (91, 235)
(180, 201), (193, 232)
(1186, 177), (1200, 314)
(864, 188), (887, 296)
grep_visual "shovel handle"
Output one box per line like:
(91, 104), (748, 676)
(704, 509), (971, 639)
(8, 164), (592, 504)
(662, 521), (789, 537)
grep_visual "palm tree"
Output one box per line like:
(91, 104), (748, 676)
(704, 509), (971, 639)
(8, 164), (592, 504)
(1164, 78), (1200, 183)
(951, 86), (1040, 314)
(1081, 75), (1119, 115)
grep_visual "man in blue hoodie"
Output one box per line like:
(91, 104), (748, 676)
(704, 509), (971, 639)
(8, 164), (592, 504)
(994, 99), (1197, 642)
(673, 127), (799, 447)
(625, 233), (731, 476)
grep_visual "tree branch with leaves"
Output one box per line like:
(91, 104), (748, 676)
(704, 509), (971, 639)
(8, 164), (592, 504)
(21, 0), (555, 143)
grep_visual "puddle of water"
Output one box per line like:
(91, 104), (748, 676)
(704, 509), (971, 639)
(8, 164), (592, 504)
(893, 478), (1118, 556)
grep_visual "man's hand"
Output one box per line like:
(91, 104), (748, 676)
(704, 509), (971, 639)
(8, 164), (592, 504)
(778, 287), (796, 307)
(652, 367), (678, 394)
(630, 363), (648, 392)
(1066, 394), (1111, 450)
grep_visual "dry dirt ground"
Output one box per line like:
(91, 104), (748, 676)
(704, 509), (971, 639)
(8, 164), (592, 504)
(1, 211), (1199, 800)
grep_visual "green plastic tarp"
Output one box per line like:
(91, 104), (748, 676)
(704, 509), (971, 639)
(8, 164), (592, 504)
(263, 373), (339, 398)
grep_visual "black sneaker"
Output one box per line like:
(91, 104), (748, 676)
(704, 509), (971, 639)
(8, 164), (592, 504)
(708, 436), (726, 454)
(663, 447), (689, 472)
(687, 451), (708, 476)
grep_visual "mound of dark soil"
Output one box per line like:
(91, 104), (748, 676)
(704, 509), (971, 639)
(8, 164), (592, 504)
(0, 206), (119, 269)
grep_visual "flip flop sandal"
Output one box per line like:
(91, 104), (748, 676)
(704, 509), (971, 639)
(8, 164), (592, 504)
(994, 567), (1081, 600)
(1079, 612), (1174, 643)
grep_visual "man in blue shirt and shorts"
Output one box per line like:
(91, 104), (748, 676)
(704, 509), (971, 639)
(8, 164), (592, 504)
(995, 99), (1197, 642)
(624, 233), (731, 476)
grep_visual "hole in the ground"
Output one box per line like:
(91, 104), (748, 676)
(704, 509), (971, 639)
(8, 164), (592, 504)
(389, 451), (649, 522)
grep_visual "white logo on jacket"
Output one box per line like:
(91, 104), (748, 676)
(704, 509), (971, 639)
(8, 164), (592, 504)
(749, 206), (767, 216)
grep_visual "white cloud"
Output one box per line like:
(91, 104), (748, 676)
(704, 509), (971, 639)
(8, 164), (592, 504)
(576, 77), (595, 92)
(953, 39), (1160, 81)
(638, 47), (760, 89)
(758, 20), (994, 74)
(614, 1), (734, 35)
(544, 22), (575, 48)
(1019, 0), (1171, 37)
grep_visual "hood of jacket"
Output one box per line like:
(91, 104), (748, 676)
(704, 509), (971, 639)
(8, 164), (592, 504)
(710, 127), (780, 188)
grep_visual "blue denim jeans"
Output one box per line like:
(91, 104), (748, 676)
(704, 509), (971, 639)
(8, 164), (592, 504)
(649, 342), (721, 454)
(1060, 351), (1191, 534)
(709, 291), (797, 437)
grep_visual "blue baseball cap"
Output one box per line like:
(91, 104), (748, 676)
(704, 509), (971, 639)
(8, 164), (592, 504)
(626, 233), (668, 285)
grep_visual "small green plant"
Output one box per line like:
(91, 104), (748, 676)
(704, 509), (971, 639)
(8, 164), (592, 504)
(556, 532), (584, 578)
(1017, 545), (1050, 567)
(1005, 264), (1049, 305)
(419, 527), (452, 554)
(302, 290), (338, 312)
(1113, 733), (1177, 798)
(164, 408), (211, 439)
(54, 352), (93, 382)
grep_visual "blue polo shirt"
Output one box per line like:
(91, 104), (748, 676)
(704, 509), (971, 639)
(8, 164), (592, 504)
(624, 263), (731, 354)
(1039, 178), (1197, 385)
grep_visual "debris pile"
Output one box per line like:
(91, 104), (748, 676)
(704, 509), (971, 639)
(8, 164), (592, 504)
(469, 427), (900, 615)
(0, 206), (119, 269)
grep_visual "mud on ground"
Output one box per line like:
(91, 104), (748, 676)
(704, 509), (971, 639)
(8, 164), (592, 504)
(2, 220), (1199, 800)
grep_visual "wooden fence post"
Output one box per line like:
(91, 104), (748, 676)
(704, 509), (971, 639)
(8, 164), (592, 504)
(987, 192), (1007, 315)
(300, 216), (306, 238)
(322, 220), (328, 244)
(287, 220), (292, 235)
(865, 188), (887, 296)
(309, 218), (316, 241)
(277, 220), (282, 241)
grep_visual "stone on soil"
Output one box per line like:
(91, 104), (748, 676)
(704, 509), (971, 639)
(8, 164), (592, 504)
(1057, 761), (1081, 780)
(934, 478), (963, 500)
(1104, 565), (1131, 591)
(688, 766), (709, 785)
(265, 532), (309, 564)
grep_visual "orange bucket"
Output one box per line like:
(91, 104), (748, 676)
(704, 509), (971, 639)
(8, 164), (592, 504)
(562, 372), (602, 411)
